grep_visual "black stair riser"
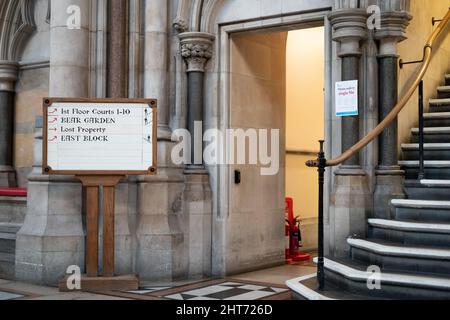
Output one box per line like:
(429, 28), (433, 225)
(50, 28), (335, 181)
(411, 133), (450, 143)
(0, 261), (14, 280)
(325, 270), (450, 300)
(430, 105), (450, 113)
(351, 246), (450, 276)
(405, 186), (450, 201)
(369, 227), (450, 248)
(0, 239), (15, 254)
(424, 118), (450, 127)
(402, 167), (450, 180)
(403, 150), (450, 161)
(438, 92), (450, 99)
(393, 205), (450, 223)
(446, 78), (450, 86)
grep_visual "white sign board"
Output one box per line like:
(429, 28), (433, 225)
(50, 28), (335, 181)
(43, 99), (157, 175)
(335, 80), (358, 117)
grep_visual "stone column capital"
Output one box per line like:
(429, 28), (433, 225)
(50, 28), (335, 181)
(0, 61), (19, 92)
(329, 8), (368, 57)
(179, 32), (215, 72)
(375, 11), (412, 57)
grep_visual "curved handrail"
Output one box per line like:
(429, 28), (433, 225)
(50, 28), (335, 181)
(306, 8), (450, 168)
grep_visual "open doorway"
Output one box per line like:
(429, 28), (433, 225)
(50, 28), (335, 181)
(226, 25), (325, 279)
(285, 27), (325, 255)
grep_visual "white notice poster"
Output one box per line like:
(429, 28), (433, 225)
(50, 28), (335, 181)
(335, 80), (358, 117)
(44, 100), (156, 174)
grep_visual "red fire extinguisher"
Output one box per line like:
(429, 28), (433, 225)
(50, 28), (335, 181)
(285, 198), (310, 263)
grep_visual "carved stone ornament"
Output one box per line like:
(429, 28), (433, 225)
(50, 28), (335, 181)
(179, 32), (215, 72)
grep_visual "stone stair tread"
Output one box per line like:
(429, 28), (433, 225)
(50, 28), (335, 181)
(438, 86), (450, 92)
(0, 223), (22, 234)
(0, 232), (16, 240)
(399, 160), (450, 167)
(320, 257), (450, 291)
(402, 143), (450, 150)
(411, 127), (450, 134)
(420, 179), (450, 187)
(348, 238), (450, 260)
(369, 218), (450, 234)
(424, 112), (450, 119)
(391, 198), (450, 209)
(430, 98), (450, 105)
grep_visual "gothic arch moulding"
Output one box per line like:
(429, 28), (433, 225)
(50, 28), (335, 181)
(175, 0), (225, 34)
(0, 0), (36, 61)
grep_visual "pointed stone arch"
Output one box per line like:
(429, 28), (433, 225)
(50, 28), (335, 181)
(174, 0), (225, 34)
(0, 0), (36, 61)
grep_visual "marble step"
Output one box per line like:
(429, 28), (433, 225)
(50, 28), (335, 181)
(368, 219), (450, 248)
(402, 143), (450, 160)
(424, 112), (450, 127)
(348, 238), (450, 275)
(411, 127), (450, 143)
(438, 86), (450, 99)
(405, 179), (450, 201)
(391, 199), (450, 223)
(399, 160), (450, 179)
(321, 257), (450, 299)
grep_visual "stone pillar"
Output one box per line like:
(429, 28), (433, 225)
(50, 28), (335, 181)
(329, 9), (371, 258)
(15, 0), (90, 285)
(178, 32), (214, 278)
(136, 0), (187, 280)
(144, 0), (170, 139)
(373, 11), (411, 219)
(107, 0), (128, 98)
(179, 32), (214, 168)
(0, 62), (18, 187)
(107, 0), (133, 274)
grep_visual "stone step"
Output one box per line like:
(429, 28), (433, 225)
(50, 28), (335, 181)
(430, 99), (450, 113)
(411, 127), (450, 143)
(0, 252), (15, 279)
(446, 74), (450, 86)
(424, 112), (450, 127)
(399, 160), (450, 179)
(402, 143), (450, 160)
(368, 219), (450, 248)
(438, 86), (450, 99)
(322, 257), (450, 299)
(391, 199), (450, 223)
(0, 223), (20, 255)
(405, 180), (450, 201)
(348, 238), (450, 276)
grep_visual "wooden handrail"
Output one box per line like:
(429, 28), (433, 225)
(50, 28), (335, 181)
(307, 8), (450, 168)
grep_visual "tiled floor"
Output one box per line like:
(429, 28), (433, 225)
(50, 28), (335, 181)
(0, 261), (316, 300)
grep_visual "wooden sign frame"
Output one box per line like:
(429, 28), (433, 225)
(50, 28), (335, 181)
(42, 97), (158, 176)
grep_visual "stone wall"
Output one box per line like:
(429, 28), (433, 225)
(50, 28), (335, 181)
(398, 0), (450, 148)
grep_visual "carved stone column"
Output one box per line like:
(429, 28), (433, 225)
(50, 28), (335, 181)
(178, 32), (214, 278)
(373, 11), (411, 218)
(0, 62), (19, 187)
(136, 0), (187, 281)
(328, 9), (371, 258)
(179, 32), (214, 168)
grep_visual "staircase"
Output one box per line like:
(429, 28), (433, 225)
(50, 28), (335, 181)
(0, 195), (26, 279)
(321, 73), (450, 299)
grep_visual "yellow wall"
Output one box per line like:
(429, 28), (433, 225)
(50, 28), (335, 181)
(398, 0), (450, 147)
(285, 27), (325, 220)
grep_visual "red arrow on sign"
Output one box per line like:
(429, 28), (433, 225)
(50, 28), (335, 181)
(48, 108), (58, 114)
(49, 128), (57, 132)
(49, 136), (57, 142)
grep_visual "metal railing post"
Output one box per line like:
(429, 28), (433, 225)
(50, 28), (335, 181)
(418, 80), (425, 180)
(317, 140), (326, 290)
